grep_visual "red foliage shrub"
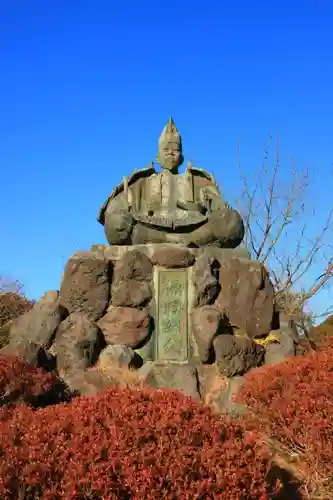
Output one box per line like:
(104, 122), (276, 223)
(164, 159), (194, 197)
(0, 386), (282, 499)
(0, 291), (34, 328)
(0, 355), (58, 406)
(236, 339), (333, 492)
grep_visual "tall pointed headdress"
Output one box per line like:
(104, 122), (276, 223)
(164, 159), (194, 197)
(157, 117), (184, 170)
(158, 117), (182, 150)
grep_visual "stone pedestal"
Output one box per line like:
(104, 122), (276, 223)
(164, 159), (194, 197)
(90, 242), (250, 264)
(2, 242), (295, 414)
(79, 244), (273, 375)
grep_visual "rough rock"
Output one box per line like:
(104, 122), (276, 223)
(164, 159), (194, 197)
(264, 328), (296, 366)
(151, 246), (195, 268)
(216, 258), (274, 338)
(111, 280), (152, 308)
(213, 335), (265, 377)
(97, 306), (151, 349)
(59, 251), (110, 321)
(113, 249), (153, 282)
(193, 253), (221, 306)
(98, 344), (142, 370)
(53, 312), (105, 376)
(64, 364), (143, 397)
(211, 375), (246, 416)
(138, 362), (201, 400)
(64, 368), (116, 397)
(197, 363), (222, 401)
(279, 312), (301, 342)
(0, 340), (56, 371)
(197, 364), (247, 415)
(9, 290), (65, 348)
(192, 306), (228, 363)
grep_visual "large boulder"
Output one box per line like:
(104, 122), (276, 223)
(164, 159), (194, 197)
(192, 306), (229, 363)
(193, 252), (221, 306)
(97, 306), (152, 349)
(111, 280), (152, 308)
(97, 344), (142, 370)
(63, 368), (116, 397)
(53, 312), (105, 376)
(112, 249), (153, 282)
(213, 334), (265, 377)
(0, 289), (60, 369)
(110, 249), (153, 308)
(151, 245), (195, 268)
(264, 328), (296, 365)
(59, 251), (110, 321)
(215, 258), (274, 338)
(7, 290), (65, 348)
(138, 362), (201, 400)
(211, 377), (246, 416)
(64, 364), (143, 397)
(198, 364), (247, 416)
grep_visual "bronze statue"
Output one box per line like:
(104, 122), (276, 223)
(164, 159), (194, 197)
(97, 118), (244, 248)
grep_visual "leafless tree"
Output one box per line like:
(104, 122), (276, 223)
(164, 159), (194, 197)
(236, 135), (333, 325)
(0, 275), (23, 295)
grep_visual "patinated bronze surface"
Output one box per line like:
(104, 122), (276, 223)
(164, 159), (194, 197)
(98, 118), (244, 248)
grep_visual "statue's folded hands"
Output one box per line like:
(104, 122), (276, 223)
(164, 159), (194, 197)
(176, 200), (206, 214)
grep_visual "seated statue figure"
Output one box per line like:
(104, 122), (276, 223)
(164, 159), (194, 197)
(97, 118), (244, 248)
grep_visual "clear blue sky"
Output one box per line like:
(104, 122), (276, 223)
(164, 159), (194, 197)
(1, 1), (333, 316)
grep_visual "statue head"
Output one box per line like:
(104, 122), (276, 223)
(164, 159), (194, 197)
(156, 117), (184, 173)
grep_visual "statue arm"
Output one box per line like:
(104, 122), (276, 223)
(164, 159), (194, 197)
(204, 185), (244, 246)
(176, 185), (226, 214)
(200, 184), (245, 245)
(98, 165), (156, 224)
(176, 200), (206, 213)
(102, 192), (135, 245)
(198, 185), (224, 211)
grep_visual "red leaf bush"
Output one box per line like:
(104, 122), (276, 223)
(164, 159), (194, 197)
(236, 339), (333, 494)
(0, 385), (284, 499)
(0, 355), (59, 407)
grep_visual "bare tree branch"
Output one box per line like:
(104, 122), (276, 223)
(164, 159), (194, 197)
(0, 276), (23, 295)
(237, 136), (333, 322)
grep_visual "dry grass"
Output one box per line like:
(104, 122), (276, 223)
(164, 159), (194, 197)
(203, 371), (228, 407)
(267, 437), (333, 500)
(97, 363), (145, 390)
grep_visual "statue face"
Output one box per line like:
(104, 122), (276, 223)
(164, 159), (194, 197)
(159, 140), (182, 171)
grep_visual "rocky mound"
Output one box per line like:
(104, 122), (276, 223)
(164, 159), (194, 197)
(0, 291), (35, 348)
(0, 244), (305, 415)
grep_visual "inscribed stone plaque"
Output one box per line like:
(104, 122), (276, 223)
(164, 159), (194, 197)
(156, 268), (188, 362)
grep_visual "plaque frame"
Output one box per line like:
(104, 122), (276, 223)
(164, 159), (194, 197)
(155, 267), (189, 363)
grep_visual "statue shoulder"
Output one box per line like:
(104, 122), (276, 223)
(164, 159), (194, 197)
(187, 164), (224, 202)
(187, 165), (217, 185)
(97, 165), (156, 224)
(119, 165), (156, 194)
